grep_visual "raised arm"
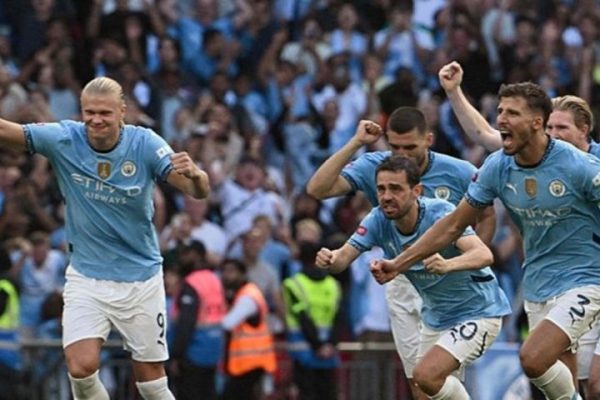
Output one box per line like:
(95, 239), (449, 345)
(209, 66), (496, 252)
(315, 243), (361, 274)
(306, 120), (382, 199)
(439, 61), (502, 152)
(371, 199), (482, 283)
(167, 152), (210, 199)
(423, 234), (493, 274)
(0, 119), (27, 152)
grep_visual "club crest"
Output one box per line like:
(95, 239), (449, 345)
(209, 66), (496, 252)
(524, 177), (537, 197)
(549, 180), (565, 197)
(434, 186), (450, 200)
(97, 161), (111, 179)
(121, 161), (137, 177)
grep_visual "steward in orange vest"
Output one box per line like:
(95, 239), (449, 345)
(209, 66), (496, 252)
(221, 258), (277, 400)
(169, 241), (226, 400)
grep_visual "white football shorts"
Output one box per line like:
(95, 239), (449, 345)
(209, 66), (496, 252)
(62, 265), (169, 362)
(418, 317), (503, 375)
(385, 274), (422, 378)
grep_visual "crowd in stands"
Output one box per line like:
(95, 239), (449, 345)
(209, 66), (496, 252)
(1, 0), (600, 398)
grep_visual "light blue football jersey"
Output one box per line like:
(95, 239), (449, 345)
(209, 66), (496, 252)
(466, 139), (600, 301)
(341, 150), (476, 207)
(589, 141), (600, 158)
(348, 197), (511, 330)
(24, 121), (174, 282)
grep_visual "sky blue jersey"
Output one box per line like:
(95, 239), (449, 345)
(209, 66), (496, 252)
(341, 150), (476, 207)
(466, 139), (600, 301)
(589, 141), (600, 158)
(24, 121), (174, 282)
(348, 197), (510, 330)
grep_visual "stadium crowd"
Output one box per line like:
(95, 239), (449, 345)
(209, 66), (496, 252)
(1, 0), (600, 398)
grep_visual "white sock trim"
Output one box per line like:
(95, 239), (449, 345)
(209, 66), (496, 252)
(430, 375), (470, 400)
(135, 376), (175, 400)
(68, 370), (109, 400)
(530, 361), (577, 400)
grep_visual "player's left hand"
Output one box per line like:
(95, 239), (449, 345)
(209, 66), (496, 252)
(370, 259), (398, 284)
(423, 253), (449, 275)
(170, 152), (201, 179)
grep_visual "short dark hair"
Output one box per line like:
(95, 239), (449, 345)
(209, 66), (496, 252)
(181, 240), (206, 258)
(221, 258), (247, 274)
(387, 107), (428, 136)
(498, 82), (552, 127)
(376, 156), (421, 187)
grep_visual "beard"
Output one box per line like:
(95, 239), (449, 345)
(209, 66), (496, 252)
(381, 202), (411, 220)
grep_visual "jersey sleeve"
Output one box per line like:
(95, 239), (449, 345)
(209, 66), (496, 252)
(143, 128), (174, 181)
(347, 208), (381, 253)
(579, 152), (600, 202)
(340, 153), (382, 193)
(458, 161), (477, 195)
(23, 122), (67, 159)
(465, 152), (500, 208)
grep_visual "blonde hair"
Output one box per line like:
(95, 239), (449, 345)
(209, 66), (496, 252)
(552, 95), (594, 133)
(82, 77), (126, 127)
(82, 77), (125, 104)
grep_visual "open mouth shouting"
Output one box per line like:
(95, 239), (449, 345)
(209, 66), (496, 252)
(500, 130), (513, 147)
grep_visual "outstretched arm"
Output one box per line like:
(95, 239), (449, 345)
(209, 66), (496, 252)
(0, 119), (27, 152)
(306, 120), (382, 199)
(423, 234), (493, 274)
(439, 61), (502, 152)
(371, 199), (482, 283)
(315, 243), (361, 274)
(167, 152), (210, 199)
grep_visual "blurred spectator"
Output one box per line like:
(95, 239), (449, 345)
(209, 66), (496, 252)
(221, 258), (277, 400)
(86, 0), (165, 66)
(180, 195), (228, 267)
(328, 3), (367, 75)
(119, 60), (160, 120)
(373, 4), (432, 83)
(282, 241), (342, 400)
(10, 231), (66, 338)
(160, 212), (195, 253)
(0, 25), (19, 79)
(14, 0), (63, 63)
(0, 64), (27, 118)
(312, 55), (367, 139)
(0, 245), (22, 399)
(188, 27), (240, 85)
(229, 214), (293, 282)
(280, 18), (330, 80)
(213, 156), (283, 242)
(480, 0), (516, 82)
(238, 227), (286, 335)
(169, 241), (225, 400)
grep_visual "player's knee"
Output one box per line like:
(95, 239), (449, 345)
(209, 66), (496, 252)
(520, 347), (544, 378)
(412, 364), (442, 395)
(65, 352), (100, 379)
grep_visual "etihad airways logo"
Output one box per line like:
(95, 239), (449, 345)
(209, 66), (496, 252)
(509, 205), (572, 226)
(71, 173), (142, 204)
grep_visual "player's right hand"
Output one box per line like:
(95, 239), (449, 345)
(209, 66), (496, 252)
(353, 120), (383, 146)
(438, 61), (463, 92)
(370, 259), (398, 284)
(316, 247), (335, 269)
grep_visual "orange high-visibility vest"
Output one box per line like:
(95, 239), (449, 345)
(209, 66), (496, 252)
(172, 269), (226, 326)
(226, 282), (277, 376)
